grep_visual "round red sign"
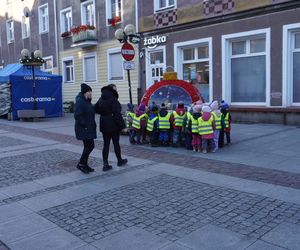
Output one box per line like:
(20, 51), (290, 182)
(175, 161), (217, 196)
(121, 43), (135, 61)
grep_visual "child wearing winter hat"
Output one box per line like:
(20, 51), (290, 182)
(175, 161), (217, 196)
(170, 101), (186, 147)
(132, 103), (148, 145)
(210, 100), (222, 152)
(158, 103), (171, 146)
(146, 104), (159, 147)
(198, 105), (215, 153)
(188, 104), (202, 152)
(219, 100), (232, 148)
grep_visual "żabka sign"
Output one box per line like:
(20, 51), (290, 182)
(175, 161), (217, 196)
(144, 35), (167, 49)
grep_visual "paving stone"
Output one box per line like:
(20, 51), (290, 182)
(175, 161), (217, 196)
(0, 136), (28, 148)
(178, 224), (255, 250)
(37, 175), (300, 244)
(7, 227), (86, 250)
(246, 240), (286, 250)
(92, 226), (169, 250)
(262, 223), (300, 250)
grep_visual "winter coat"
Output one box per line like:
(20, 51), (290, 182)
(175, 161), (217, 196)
(188, 112), (201, 133)
(201, 112), (215, 139)
(221, 109), (231, 132)
(94, 86), (125, 133)
(74, 92), (97, 140)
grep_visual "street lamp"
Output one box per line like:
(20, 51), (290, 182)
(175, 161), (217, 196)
(20, 49), (45, 111)
(114, 24), (140, 105)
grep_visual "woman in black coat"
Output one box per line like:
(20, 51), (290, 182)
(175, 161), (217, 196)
(95, 84), (127, 171)
(74, 83), (97, 173)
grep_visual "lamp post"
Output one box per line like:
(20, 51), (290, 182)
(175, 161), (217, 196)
(114, 24), (140, 105)
(20, 49), (45, 111)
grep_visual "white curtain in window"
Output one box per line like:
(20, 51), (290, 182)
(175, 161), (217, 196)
(231, 56), (266, 102)
(84, 56), (96, 82)
(110, 53), (123, 80)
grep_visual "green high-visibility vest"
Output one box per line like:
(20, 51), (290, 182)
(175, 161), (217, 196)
(132, 114), (146, 129)
(147, 116), (158, 132)
(125, 111), (134, 128)
(158, 113), (171, 129)
(212, 111), (221, 130)
(190, 116), (199, 133)
(173, 111), (185, 127)
(198, 116), (214, 135)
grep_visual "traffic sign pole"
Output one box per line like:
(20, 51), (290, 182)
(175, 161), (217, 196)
(121, 43), (135, 105)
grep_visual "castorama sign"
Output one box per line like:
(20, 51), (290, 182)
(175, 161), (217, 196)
(144, 35), (167, 49)
(20, 97), (55, 103)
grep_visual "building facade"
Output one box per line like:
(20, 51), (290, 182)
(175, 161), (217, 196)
(56, 0), (139, 104)
(0, 0), (139, 105)
(0, 0), (58, 73)
(138, 0), (300, 125)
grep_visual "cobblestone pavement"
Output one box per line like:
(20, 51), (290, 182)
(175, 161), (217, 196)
(0, 136), (28, 148)
(0, 164), (145, 206)
(39, 174), (300, 244)
(0, 149), (100, 188)
(1, 123), (300, 189)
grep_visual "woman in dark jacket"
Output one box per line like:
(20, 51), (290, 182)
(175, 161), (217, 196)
(95, 84), (127, 171)
(74, 83), (97, 173)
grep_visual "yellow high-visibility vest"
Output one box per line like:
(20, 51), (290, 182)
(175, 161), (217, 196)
(223, 113), (229, 128)
(212, 111), (221, 130)
(132, 114), (146, 129)
(158, 113), (171, 129)
(147, 116), (158, 132)
(198, 116), (214, 135)
(173, 111), (185, 127)
(185, 111), (192, 129)
(125, 111), (134, 128)
(190, 116), (199, 133)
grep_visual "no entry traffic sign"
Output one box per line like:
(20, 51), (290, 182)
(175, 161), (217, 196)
(121, 43), (135, 61)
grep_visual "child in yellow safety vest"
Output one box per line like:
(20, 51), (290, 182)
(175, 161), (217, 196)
(132, 103), (148, 145)
(219, 100), (232, 148)
(170, 101), (186, 147)
(158, 103), (171, 146)
(125, 103), (135, 144)
(210, 100), (222, 152)
(198, 105), (216, 153)
(146, 104), (159, 147)
(188, 104), (202, 152)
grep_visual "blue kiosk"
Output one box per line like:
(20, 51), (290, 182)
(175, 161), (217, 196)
(0, 64), (63, 120)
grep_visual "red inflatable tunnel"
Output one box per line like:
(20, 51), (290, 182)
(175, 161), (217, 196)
(141, 80), (204, 107)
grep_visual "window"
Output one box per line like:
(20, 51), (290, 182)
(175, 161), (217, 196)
(146, 46), (166, 88)
(222, 29), (270, 105)
(6, 20), (14, 43)
(62, 57), (74, 83)
(154, 0), (176, 12)
(106, 0), (122, 25)
(107, 49), (124, 81)
(83, 53), (97, 82)
(174, 38), (212, 103)
(81, 0), (95, 26)
(42, 56), (53, 74)
(21, 16), (30, 39)
(39, 4), (49, 34)
(60, 7), (72, 33)
(283, 23), (300, 106)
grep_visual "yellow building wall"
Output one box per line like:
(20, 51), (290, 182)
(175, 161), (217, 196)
(59, 40), (139, 105)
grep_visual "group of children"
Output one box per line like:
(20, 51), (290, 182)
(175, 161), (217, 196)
(125, 100), (231, 153)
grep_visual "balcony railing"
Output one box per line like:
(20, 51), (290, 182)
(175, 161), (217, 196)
(71, 25), (98, 48)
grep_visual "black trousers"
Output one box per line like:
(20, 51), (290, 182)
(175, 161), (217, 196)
(219, 130), (231, 148)
(102, 131), (122, 164)
(79, 139), (95, 165)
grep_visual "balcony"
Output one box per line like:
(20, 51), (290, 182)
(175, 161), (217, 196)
(71, 25), (98, 48)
